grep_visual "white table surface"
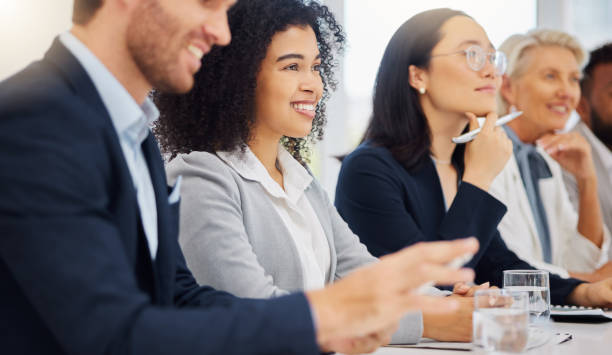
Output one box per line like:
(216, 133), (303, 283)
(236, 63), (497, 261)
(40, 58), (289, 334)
(352, 321), (612, 355)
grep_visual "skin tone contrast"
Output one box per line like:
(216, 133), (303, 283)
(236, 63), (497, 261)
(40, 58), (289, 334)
(71, 3), (483, 353)
(69, 2), (612, 351)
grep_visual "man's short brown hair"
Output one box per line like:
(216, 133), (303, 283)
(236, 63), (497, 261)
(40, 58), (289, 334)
(73, 0), (103, 25)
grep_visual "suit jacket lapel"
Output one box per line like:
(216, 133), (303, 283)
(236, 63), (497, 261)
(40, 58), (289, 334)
(44, 38), (111, 122)
(141, 133), (174, 305)
(45, 38), (167, 302)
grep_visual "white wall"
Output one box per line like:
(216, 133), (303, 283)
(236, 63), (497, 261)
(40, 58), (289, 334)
(0, 0), (73, 80)
(3, 0), (610, 201)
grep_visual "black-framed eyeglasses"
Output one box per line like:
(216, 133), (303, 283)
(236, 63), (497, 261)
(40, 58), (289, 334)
(431, 45), (507, 76)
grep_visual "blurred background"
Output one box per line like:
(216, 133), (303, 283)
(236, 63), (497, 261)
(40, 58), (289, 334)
(2, 0), (611, 199)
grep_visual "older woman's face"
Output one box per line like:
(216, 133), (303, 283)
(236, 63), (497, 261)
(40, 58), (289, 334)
(505, 45), (581, 135)
(425, 16), (502, 116)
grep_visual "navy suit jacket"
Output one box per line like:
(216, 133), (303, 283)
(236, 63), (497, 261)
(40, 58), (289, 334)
(335, 143), (583, 305)
(0, 39), (318, 355)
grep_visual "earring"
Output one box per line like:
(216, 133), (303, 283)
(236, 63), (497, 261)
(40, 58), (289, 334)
(509, 105), (517, 113)
(419, 87), (426, 95)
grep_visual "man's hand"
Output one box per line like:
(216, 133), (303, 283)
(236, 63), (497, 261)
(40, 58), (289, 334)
(571, 262), (612, 283)
(320, 323), (398, 354)
(452, 282), (492, 297)
(422, 296), (474, 342)
(307, 238), (479, 350)
(568, 278), (612, 308)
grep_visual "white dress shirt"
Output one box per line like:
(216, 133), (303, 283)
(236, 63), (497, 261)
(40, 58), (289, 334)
(490, 150), (611, 277)
(59, 32), (159, 259)
(217, 145), (331, 290)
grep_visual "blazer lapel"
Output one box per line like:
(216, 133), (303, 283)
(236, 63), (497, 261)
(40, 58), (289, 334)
(45, 37), (164, 301)
(44, 38), (111, 122)
(141, 133), (175, 305)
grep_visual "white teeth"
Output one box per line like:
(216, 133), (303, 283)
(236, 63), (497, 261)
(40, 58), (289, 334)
(550, 105), (567, 113)
(187, 44), (204, 60)
(291, 103), (315, 111)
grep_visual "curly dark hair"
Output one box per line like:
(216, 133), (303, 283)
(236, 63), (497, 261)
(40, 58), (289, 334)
(153, 0), (345, 164)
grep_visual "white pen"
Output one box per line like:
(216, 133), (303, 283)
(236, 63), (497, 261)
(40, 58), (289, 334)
(416, 252), (474, 294)
(452, 111), (523, 144)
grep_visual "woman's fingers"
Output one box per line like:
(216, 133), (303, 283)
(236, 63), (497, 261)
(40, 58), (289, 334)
(465, 112), (480, 131)
(537, 132), (584, 154)
(480, 111), (498, 133)
(453, 282), (471, 295)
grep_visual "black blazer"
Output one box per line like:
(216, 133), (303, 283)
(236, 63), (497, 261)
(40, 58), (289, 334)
(335, 143), (583, 305)
(0, 39), (317, 355)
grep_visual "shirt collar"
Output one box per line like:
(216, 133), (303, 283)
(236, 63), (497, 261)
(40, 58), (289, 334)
(59, 32), (159, 146)
(504, 125), (527, 149)
(217, 144), (313, 203)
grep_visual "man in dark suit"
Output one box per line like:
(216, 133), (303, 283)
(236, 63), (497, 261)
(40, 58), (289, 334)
(0, 1), (479, 354)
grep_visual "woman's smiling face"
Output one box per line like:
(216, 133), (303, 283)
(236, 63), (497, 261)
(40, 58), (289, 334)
(253, 25), (323, 140)
(504, 45), (582, 137)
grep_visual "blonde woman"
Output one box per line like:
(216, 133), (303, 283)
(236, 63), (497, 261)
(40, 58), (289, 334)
(491, 29), (612, 282)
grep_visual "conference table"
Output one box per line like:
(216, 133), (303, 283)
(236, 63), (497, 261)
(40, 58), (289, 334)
(344, 321), (612, 354)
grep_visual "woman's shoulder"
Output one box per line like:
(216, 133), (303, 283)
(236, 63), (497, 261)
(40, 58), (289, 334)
(340, 142), (409, 180)
(342, 142), (398, 169)
(166, 151), (238, 183)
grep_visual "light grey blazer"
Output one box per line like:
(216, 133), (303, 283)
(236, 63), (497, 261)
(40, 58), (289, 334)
(166, 151), (426, 344)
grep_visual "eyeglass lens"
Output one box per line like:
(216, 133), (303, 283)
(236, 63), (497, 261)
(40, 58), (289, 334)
(465, 45), (506, 75)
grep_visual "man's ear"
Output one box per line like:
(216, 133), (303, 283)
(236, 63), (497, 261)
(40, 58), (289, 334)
(408, 65), (428, 92)
(576, 96), (592, 127)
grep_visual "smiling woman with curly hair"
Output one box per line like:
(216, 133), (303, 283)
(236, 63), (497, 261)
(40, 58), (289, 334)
(156, 0), (474, 349)
(154, 0), (343, 163)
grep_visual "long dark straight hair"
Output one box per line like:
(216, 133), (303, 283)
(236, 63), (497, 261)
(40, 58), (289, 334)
(363, 8), (469, 172)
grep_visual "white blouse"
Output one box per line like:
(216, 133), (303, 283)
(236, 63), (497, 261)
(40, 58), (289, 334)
(217, 145), (331, 290)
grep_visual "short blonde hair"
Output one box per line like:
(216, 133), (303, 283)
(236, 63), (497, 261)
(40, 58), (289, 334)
(496, 29), (586, 115)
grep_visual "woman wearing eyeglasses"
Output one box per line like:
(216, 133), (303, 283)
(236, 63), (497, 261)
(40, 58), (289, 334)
(488, 30), (612, 282)
(336, 8), (612, 308)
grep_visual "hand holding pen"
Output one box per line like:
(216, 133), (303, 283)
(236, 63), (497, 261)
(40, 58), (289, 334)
(461, 112), (513, 191)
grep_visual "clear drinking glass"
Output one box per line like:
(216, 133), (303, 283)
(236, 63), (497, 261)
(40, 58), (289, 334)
(473, 289), (530, 352)
(503, 270), (551, 325)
